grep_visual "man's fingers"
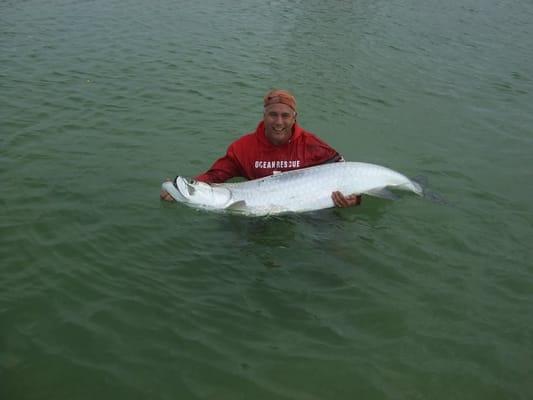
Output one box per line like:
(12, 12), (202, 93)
(332, 191), (346, 207)
(160, 189), (175, 202)
(332, 192), (361, 208)
(161, 179), (176, 202)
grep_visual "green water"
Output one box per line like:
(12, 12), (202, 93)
(2, 0), (532, 398)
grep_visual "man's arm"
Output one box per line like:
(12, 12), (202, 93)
(160, 145), (242, 202)
(330, 158), (362, 208)
(194, 152), (242, 183)
(303, 135), (361, 208)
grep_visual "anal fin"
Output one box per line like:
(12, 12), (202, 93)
(365, 187), (399, 200)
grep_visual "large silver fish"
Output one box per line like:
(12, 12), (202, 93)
(162, 162), (423, 216)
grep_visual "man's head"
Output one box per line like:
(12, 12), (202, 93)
(263, 89), (297, 146)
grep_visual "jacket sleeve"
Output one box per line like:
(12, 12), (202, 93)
(194, 144), (243, 183)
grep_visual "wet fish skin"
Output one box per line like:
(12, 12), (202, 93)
(162, 162), (422, 216)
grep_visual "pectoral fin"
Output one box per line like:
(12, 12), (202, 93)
(365, 187), (399, 200)
(226, 200), (248, 212)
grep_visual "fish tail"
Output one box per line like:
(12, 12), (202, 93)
(409, 180), (424, 196)
(411, 180), (424, 196)
(398, 179), (424, 196)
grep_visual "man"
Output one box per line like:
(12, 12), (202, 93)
(161, 89), (361, 208)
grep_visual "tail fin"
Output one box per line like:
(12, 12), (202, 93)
(398, 179), (423, 196)
(410, 180), (423, 196)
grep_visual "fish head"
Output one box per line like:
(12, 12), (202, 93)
(174, 177), (232, 208)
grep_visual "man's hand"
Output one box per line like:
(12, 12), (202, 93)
(160, 179), (175, 202)
(332, 191), (362, 208)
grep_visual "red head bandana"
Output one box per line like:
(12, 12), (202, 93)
(263, 89), (297, 112)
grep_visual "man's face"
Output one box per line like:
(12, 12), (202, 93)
(263, 103), (296, 146)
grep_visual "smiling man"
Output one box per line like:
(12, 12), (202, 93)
(161, 89), (361, 208)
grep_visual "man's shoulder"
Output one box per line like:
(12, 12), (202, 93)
(297, 128), (334, 148)
(229, 131), (257, 148)
(237, 130), (257, 142)
(295, 126), (341, 163)
(225, 131), (260, 160)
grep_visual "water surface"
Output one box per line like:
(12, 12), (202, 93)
(1, 0), (533, 398)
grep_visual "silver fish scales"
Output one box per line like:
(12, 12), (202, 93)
(162, 162), (423, 216)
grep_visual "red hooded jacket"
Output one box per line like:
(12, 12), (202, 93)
(195, 121), (342, 183)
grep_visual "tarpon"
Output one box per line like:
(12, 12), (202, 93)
(162, 162), (423, 216)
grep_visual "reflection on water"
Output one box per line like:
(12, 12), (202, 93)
(215, 199), (398, 271)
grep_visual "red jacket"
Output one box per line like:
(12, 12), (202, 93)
(195, 121), (342, 183)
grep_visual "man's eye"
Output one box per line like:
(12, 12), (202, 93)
(281, 113), (292, 119)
